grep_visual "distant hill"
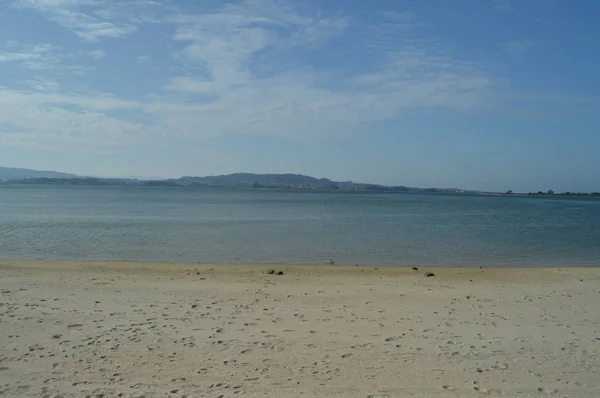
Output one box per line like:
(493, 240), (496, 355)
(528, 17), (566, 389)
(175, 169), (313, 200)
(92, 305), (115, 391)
(0, 167), (79, 181)
(177, 173), (335, 188)
(0, 170), (479, 193)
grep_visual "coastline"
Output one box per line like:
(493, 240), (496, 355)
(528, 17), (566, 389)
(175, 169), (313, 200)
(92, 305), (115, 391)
(2, 258), (600, 274)
(1, 260), (599, 397)
(2, 257), (598, 268)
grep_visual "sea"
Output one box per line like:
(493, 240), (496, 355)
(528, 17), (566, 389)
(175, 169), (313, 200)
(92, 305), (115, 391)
(1, 185), (599, 267)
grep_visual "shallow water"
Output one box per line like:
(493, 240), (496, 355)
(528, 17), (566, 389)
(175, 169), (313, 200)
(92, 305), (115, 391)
(1, 185), (599, 266)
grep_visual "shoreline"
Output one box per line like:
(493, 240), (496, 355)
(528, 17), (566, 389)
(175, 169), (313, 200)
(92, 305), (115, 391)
(1, 258), (598, 270)
(2, 259), (599, 285)
(2, 260), (599, 397)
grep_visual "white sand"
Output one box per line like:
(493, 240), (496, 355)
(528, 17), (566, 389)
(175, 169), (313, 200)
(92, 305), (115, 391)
(1, 260), (599, 397)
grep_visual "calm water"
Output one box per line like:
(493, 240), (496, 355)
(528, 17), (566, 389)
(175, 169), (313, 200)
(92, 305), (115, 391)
(1, 185), (599, 267)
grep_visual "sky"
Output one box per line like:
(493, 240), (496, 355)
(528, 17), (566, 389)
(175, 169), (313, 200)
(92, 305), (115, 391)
(0, 0), (599, 192)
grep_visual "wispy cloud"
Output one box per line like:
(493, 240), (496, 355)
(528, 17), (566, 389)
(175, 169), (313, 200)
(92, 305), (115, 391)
(11, 0), (164, 40)
(0, 86), (157, 151)
(0, 42), (89, 75)
(25, 76), (61, 92)
(376, 10), (430, 30)
(502, 40), (533, 55)
(492, 0), (559, 14)
(155, 1), (496, 140)
(87, 49), (105, 59)
(0, 0), (502, 150)
(492, 0), (515, 12)
(0, 0), (590, 154)
(0, 43), (56, 68)
(168, 0), (349, 88)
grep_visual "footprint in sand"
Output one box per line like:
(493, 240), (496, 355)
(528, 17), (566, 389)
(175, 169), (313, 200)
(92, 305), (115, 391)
(341, 353), (353, 358)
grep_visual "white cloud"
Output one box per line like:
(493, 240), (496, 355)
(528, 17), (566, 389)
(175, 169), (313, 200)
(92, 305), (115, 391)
(0, 0), (502, 150)
(0, 86), (158, 151)
(0, 42), (89, 75)
(0, 43), (56, 68)
(25, 76), (61, 92)
(376, 10), (427, 30)
(168, 0), (349, 88)
(4, 0), (579, 154)
(47, 9), (136, 41)
(492, 0), (559, 14)
(87, 49), (105, 59)
(502, 40), (533, 55)
(492, 0), (515, 12)
(155, 1), (497, 139)
(11, 0), (163, 40)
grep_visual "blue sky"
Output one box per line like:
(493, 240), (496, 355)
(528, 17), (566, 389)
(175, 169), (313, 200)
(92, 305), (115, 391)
(0, 0), (599, 192)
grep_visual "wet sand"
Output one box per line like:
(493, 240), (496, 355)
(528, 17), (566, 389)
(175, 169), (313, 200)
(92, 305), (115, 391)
(1, 260), (599, 397)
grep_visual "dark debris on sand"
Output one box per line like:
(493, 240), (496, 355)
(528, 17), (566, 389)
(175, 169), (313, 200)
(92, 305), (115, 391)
(267, 270), (285, 276)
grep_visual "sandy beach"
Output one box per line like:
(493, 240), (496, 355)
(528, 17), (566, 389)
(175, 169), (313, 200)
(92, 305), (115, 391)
(1, 261), (599, 397)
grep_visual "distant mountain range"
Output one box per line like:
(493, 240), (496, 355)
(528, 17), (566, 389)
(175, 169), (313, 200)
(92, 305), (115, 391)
(1, 168), (472, 193)
(0, 167), (469, 193)
(2, 167), (598, 196)
(0, 167), (78, 180)
(177, 173), (339, 189)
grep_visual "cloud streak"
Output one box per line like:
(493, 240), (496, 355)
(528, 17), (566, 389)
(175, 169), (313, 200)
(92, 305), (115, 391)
(0, 0), (502, 149)
(0, 43), (57, 69)
(0, 0), (591, 154)
(12, 0), (165, 40)
(0, 86), (158, 151)
(0, 42), (91, 76)
(503, 40), (533, 55)
(492, 0), (515, 12)
(155, 1), (497, 139)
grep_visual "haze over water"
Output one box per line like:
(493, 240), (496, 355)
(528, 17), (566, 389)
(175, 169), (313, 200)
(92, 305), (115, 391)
(1, 185), (599, 267)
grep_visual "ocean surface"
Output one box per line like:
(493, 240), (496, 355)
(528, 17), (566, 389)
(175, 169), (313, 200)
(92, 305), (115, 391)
(1, 185), (599, 267)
